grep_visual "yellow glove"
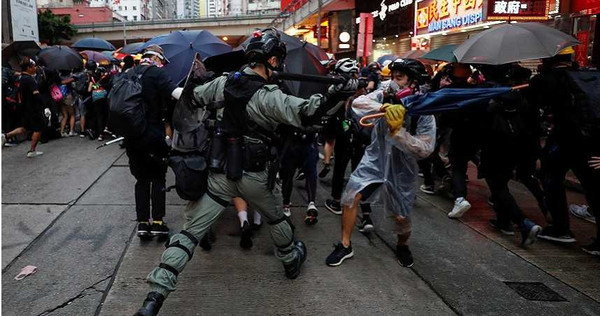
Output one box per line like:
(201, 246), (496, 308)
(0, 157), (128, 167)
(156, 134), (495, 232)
(384, 104), (406, 134)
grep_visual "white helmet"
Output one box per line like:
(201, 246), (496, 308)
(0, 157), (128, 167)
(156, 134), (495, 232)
(334, 58), (359, 74)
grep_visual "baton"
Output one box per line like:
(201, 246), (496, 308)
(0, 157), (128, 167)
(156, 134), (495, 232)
(359, 84), (530, 127)
(96, 136), (125, 149)
(272, 71), (346, 84)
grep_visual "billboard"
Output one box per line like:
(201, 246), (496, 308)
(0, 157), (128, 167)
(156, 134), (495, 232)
(415, 0), (485, 36)
(486, 0), (549, 20)
(10, 0), (39, 41)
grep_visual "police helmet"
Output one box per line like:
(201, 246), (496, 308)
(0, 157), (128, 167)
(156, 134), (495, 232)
(389, 58), (430, 84)
(245, 28), (287, 67)
(368, 61), (382, 71)
(86, 60), (98, 72)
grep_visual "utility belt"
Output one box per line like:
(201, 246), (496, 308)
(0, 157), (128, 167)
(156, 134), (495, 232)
(289, 130), (316, 143)
(208, 131), (278, 182)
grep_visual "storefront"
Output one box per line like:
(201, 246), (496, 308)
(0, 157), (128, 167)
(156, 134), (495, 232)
(571, 0), (600, 67)
(355, 0), (415, 62)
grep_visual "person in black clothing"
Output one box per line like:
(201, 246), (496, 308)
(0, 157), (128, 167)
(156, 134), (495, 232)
(124, 45), (178, 240)
(2, 57), (46, 157)
(530, 52), (600, 255)
(88, 66), (111, 141)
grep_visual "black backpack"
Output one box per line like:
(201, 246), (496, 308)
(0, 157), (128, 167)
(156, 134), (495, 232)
(107, 65), (151, 138)
(564, 69), (600, 141)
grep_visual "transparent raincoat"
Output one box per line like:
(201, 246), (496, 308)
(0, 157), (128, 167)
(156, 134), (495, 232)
(341, 86), (436, 232)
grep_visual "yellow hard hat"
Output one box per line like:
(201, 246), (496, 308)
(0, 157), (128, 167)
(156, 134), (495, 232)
(558, 46), (575, 55)
(381, 65), (391, 77)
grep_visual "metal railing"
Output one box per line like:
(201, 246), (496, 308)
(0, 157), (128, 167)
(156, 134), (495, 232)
(75, 13), (279, 29)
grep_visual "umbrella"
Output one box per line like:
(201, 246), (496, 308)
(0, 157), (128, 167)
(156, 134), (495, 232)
(377, 54), (398, 65)
(80, 50), (110, 65)
(454, 22), (580, 65)
(144, 30), (232, 85)
(303, 42), (328, 61)
(2, 41), (41, 69)
(72, 38), (116, 51)
(139, 34), (170, 52)
(421, 44), (458, 62)
(37, 45), (83, 71)
(121, 42), (145, 54)
(240, 30), (328, 98)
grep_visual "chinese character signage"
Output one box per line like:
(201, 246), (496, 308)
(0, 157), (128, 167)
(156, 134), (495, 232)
(487, 0), (549, 20)
(415, 0), (485, 35)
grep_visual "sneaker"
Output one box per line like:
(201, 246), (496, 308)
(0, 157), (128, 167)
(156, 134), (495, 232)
(326, 242), (354, 266)
(358, 216), (374, 233)
(137, 222), (150, 238)
(537, 226), (576, 243)
(319, 164), (331, 178)
(150, 222), (170, 237)
(570, 204), (596, 224)
(240, 221), (253, 249)
(396, 245), (414, 267)
(283, 240), (307, 279)
(26, 151), (44, 158)
(283, 204), (291, 217)
(97, 136), (104, 141)
(68, 131), (77, 137)
(251, 222), (263, 231)
(325, 199), (342, 215)
(419, 184), (435, 195)
(520, 219), (542, 247)
(489, 219), (515, 236)
(61, 132), (69, 137)
(79, 132), (86, 138)
(295, 171), (305, 181)
(582, 239), (600, 256)
(304, 202), (318, 225)
(134, 291), (165, 316)
(447, 198), (471, 218)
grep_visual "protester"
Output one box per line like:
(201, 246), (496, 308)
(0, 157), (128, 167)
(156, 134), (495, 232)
(1, 57), (46, 157)
(58, 71), (77, 137)
(326, 59), (435, 268)
(134, 28), (358, 316)
(88, 65), (111, 141)
(123, 45), (178, 241)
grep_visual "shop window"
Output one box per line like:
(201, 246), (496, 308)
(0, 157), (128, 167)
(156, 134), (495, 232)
(133, 6), (137, 10)
(134, 16), (137, 20)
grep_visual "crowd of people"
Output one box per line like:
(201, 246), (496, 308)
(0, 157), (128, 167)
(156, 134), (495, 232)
(1, 29), (597, 316)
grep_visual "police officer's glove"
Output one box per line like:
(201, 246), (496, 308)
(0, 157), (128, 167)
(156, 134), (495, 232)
(384, 104), (406, 134)
(328, 78), (360, 94)
(44, 108), (51, 118)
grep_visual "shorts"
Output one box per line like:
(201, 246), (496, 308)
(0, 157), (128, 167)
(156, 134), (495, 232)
(24, 110), (45, 132)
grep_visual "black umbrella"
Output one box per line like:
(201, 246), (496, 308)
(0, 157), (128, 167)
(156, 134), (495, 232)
(454, 22), (580, 65)
(72, 38), (116, 51)
(2, 41), (41, 69)
(38, 45), (83, 71)
(240, 30), (328, 98)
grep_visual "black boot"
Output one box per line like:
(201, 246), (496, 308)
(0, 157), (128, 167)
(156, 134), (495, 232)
(283, 241), (307, 279)
(134, 292), (165, 316)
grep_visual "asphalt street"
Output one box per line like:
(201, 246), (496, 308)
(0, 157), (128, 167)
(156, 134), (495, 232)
(2, 136), (599, 315)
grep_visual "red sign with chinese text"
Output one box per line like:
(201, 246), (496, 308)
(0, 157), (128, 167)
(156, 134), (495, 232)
(487, 0), (549, 20)
(572, 0), (600, 14)
(575, 31), (590, 67)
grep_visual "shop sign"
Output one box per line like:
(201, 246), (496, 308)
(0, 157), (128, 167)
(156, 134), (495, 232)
(575, 31), (590, 67)
(371, 0), (414, 21)
(487, 0), (549, 20)
(10, 0), (39, 41)
(572, 0), (600, 14)
(415, 0), (485, 35)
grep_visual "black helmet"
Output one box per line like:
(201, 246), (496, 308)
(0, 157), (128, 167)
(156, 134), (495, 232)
(85, 60), (97, 71)
(389, 58), (430, 84)
(368, 61), (381, 71)
(245, 28), (287, 69)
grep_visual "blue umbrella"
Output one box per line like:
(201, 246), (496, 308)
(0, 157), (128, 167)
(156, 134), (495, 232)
(72, 38), (116, 51)
(120, 42), (145, 54)
(145, 31), (231, 85)
(421, 45), (458, 62)
(377, 54), (397, 65)
(139, 34), (170, 52)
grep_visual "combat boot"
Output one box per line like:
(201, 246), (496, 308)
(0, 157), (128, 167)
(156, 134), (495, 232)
(134, 292), (164, 316)
(283, 240), (307, 279)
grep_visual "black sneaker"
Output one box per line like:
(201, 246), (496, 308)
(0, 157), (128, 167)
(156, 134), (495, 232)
(150, 222), (170, 241)
(251, 222), (263, 231)
(489, 219), (515, 236)
(319, 164), (331, 178)
(325, 199), (342, 215)
(326, 242), (354, 266)
(240, 221), (253, 249)
(582, 239), (600, 256)
(537, 226), (576, 243)
(358, 216), (374, 233)
(396, 245), (414, 268)
(134, 291), (164, 316)
(283, 240), (307, 279)
(137, 222), (151, 238)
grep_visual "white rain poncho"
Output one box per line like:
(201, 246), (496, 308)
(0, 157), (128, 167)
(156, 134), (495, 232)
(341, 87), (436, 231)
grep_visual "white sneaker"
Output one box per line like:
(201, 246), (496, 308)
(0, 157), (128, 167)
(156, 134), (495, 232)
(68, 131), (77, 137)
(570, 204), (596, 224)
(26, 151), (44, 158)
(61, 132), (69, 138)
(448, 198), (471, 218)
(1, 134), (6, 147)
(283, 204), (291, 217)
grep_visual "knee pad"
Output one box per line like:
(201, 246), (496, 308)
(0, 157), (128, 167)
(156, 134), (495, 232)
(267, 216), (295, 248)
(164, 230), (199, 261)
